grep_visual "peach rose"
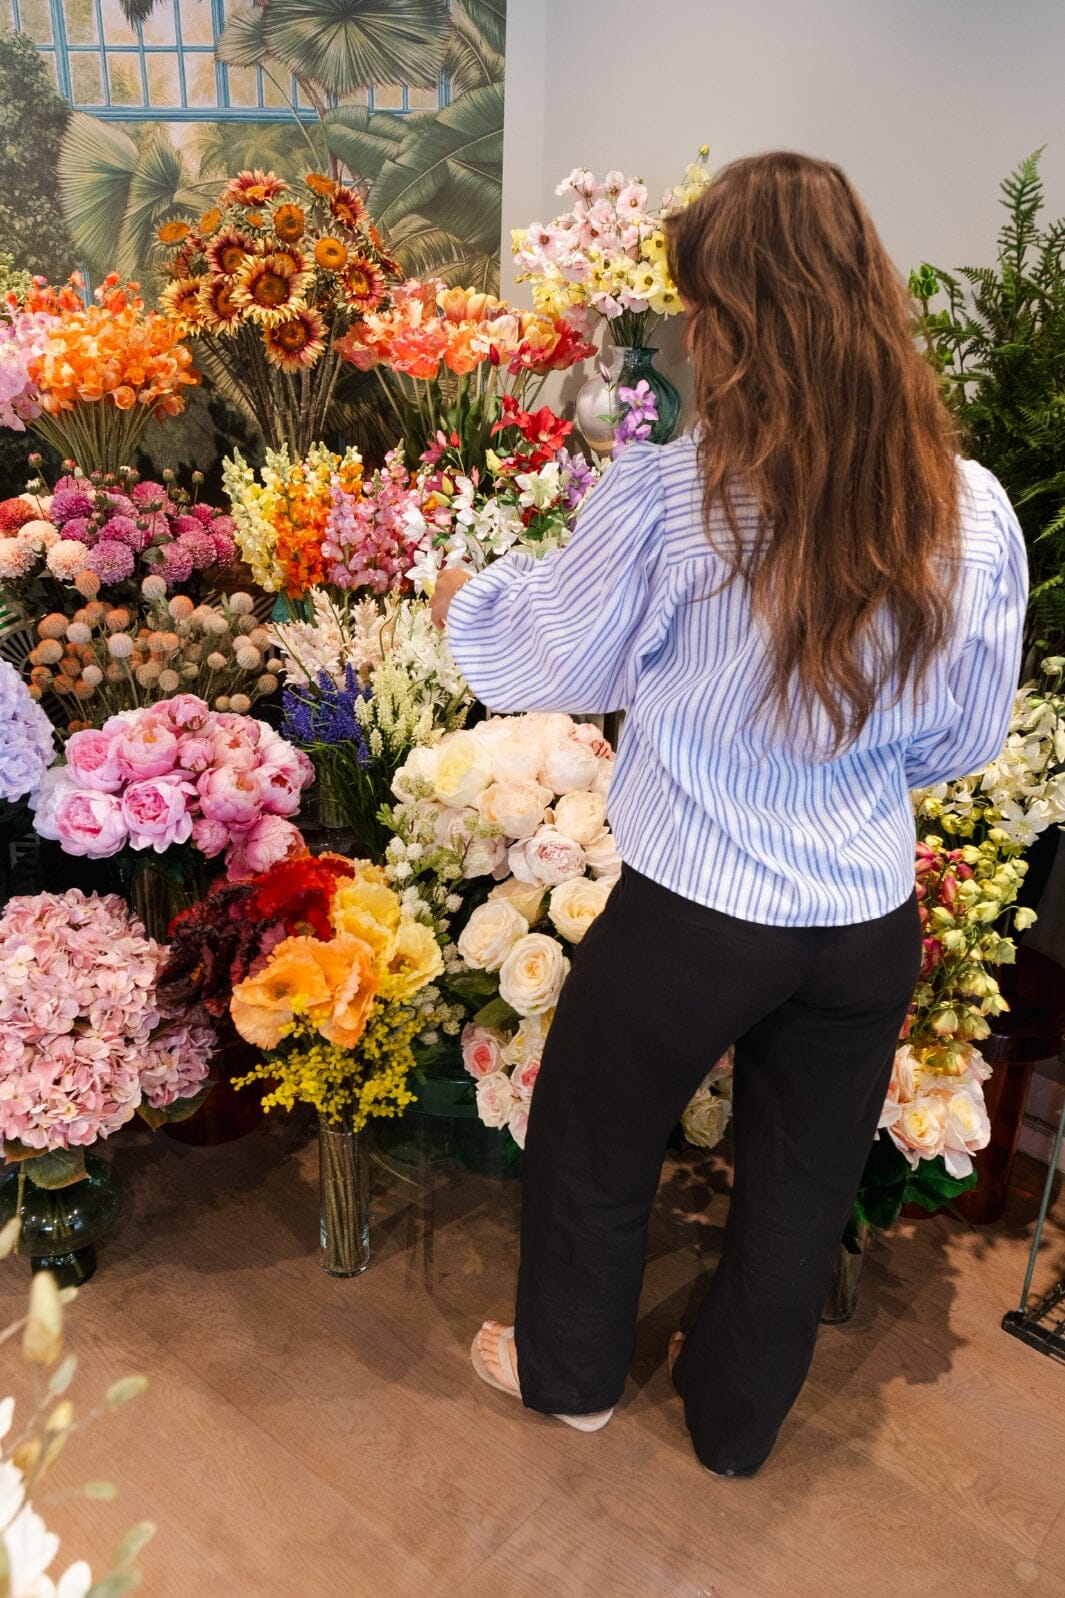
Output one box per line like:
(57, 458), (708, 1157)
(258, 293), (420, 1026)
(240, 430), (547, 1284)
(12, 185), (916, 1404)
(498, 933), (569, 1016)
(488, 877), (546, 924)
(477, 780), (552, 839)
(461, 1024), (506, 1079)
(475, 1071), (514, 1130)
(552, 790), (607, 845)
(541, 737), (598, 794)
(509, 826), (586, 887)
(548, 876), (614, 943)
(507, 1100), (530, 1149)
(457, 899), (528, 971)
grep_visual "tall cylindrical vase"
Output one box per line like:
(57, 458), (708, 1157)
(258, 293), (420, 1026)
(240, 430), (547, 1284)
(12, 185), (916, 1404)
(318, 1115), (371, 1277)
(821, 1224), (871, 1324)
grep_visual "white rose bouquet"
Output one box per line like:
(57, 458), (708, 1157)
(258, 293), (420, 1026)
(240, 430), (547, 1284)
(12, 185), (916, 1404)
(383, 712), (621, 1147)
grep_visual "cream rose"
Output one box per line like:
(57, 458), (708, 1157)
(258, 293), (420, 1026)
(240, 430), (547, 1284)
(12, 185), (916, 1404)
(392, 744), (439, 801)
(489, 877), (546, 923)
(941, 1088), (990, 1178)
(541, 737), (599, 795)
(509, 826), (586, 887)
(583, 827), (622, 880)
(890, 1100), (948, 1166)
(489, 733), (545, 787)
(682, 1088), (732, 1150)
(507, 1100), (531, 1149)
(431, 731), (493, 808)
(457, 899), (528, 971)
(498, 933), (570, 1016)
(552, 790), (607, 845)
(523, 712), (575, 754)
(476, 1072), (514, 1130)
(477, 780), (552, 839)
(548, 876), (613, 943)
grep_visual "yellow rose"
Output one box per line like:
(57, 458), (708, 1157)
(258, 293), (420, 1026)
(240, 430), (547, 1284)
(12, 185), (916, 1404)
(380, 919), (443, 1001)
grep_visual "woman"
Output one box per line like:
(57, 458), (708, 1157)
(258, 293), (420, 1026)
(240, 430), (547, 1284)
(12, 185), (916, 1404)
(432, 152), (1027, 1476)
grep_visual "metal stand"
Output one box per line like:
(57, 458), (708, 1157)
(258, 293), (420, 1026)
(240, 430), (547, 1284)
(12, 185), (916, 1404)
(1002, 1052), (1065, 1363)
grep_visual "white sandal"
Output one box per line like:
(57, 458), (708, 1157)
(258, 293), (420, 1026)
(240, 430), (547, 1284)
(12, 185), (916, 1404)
(470, 1323), (613, 1433)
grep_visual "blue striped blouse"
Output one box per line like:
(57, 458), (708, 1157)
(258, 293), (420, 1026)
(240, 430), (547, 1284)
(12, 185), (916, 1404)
(446, 436), (1028, 927)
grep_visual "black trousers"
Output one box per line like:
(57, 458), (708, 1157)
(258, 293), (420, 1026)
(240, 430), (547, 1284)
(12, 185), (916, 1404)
(514, 866), (921, 1474)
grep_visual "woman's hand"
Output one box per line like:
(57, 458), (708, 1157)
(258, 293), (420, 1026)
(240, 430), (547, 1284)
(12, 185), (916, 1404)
(431, 567), (473, 630)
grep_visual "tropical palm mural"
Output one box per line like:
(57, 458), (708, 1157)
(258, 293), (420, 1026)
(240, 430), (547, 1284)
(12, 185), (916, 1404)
(49, 0), (506, 294)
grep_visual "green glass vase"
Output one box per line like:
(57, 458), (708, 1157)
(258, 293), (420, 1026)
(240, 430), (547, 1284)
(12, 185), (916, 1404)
(617, 345), (681, 445)
(0, 1156), (123, 1287)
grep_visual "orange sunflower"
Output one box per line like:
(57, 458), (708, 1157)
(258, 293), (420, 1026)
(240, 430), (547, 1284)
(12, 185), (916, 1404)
(273, 203), (306, 243)
(158, 218), (192, 246)
(161, 277), (204, 332)
(225, 169), (288, 207)
(198, 277), (243, 332)
(314, 236), (348, 272)
(245, 212), (266, 230)
(232, 254), (310, 327)
(207, 229), (256, 279)
(329, 185), (366, 232)
(305, 172), (336, 197)
(343, 255), (385, 310)
(198, 207), (223, 236)
(263, 307), (327, 372)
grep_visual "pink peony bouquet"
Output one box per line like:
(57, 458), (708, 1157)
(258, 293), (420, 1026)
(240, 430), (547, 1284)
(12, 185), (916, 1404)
(0, 888), (214, 1181)
(31, 694), (313, 882)
(384, 713), (620, 1147)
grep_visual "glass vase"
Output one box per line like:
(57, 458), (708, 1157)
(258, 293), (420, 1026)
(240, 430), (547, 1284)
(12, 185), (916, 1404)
(574, 345), (681, 455)
(318, 1115), (371, 1277)
(0, 1156), (123, 1288)
(821, 1224), (870, 1325)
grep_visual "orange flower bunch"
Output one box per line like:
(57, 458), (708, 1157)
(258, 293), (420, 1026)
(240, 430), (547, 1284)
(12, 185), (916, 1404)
(338, 278), (595, 475)
(223, 443), (364, 597)
(17, 273), (197, 475)
(156, 170), (400, 457)
(341, 278), (593, 385)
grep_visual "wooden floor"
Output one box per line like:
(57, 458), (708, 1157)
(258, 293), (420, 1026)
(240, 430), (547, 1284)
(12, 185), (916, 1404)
(2, 1119), (1064, 1598)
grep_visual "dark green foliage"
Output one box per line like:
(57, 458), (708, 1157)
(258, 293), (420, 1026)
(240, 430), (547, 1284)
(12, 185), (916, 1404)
(0, 31), (76, 281)
(849, 1136), (977, 1245)
(912, 151), (1065, 651)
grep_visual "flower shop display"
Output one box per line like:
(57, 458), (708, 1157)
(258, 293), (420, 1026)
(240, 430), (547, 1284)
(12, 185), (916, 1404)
(24, 589), (283, 736)
(158, 852), (446, 1274)
(2, 274), (198, 475)
(0, 887), (215, 1283)
(512, 151), (712, 444)
(0, 466), (238, 625)
(156, 169), (399, 457)
(383, 713), (620, 1156)
(338, 277), (595, 473)
(275, 591), (471, 858)
(0, 1257), (154, 1598)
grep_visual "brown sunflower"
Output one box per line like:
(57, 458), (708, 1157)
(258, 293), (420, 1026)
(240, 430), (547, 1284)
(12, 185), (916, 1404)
(270, 246), (309, 279)
(232, 253), (310, 327)
(329, 185), (366, 233)
(314, 237), (348, 272)
(305, 172), (336, 197)
(198, 277), (243, 332)
(161, 277), (205, 332)
(273, 203), (307, 244)
(207, 229), (256, 279)
(263, 307), (327, 373)
(157, 218), (192, 246)
(343, 255), (385, 310)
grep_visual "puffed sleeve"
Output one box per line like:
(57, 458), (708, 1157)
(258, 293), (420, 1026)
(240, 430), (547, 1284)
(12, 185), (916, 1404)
(446, 444), (671, 715)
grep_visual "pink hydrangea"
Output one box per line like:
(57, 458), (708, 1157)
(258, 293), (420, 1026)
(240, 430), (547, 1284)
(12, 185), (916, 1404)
(139, 1021), (215, 1109)
(0, 889), (164, 1152)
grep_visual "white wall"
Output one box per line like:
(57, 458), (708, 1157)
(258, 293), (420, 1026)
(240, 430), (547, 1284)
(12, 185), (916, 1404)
(502, 0), (1065, 300)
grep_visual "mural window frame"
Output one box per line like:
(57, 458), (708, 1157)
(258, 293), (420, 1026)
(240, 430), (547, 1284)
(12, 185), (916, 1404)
(14, 0), (451, 120)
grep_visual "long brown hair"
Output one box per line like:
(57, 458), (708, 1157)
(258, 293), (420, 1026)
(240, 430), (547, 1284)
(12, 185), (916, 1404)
(664, 151), (960, 751)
